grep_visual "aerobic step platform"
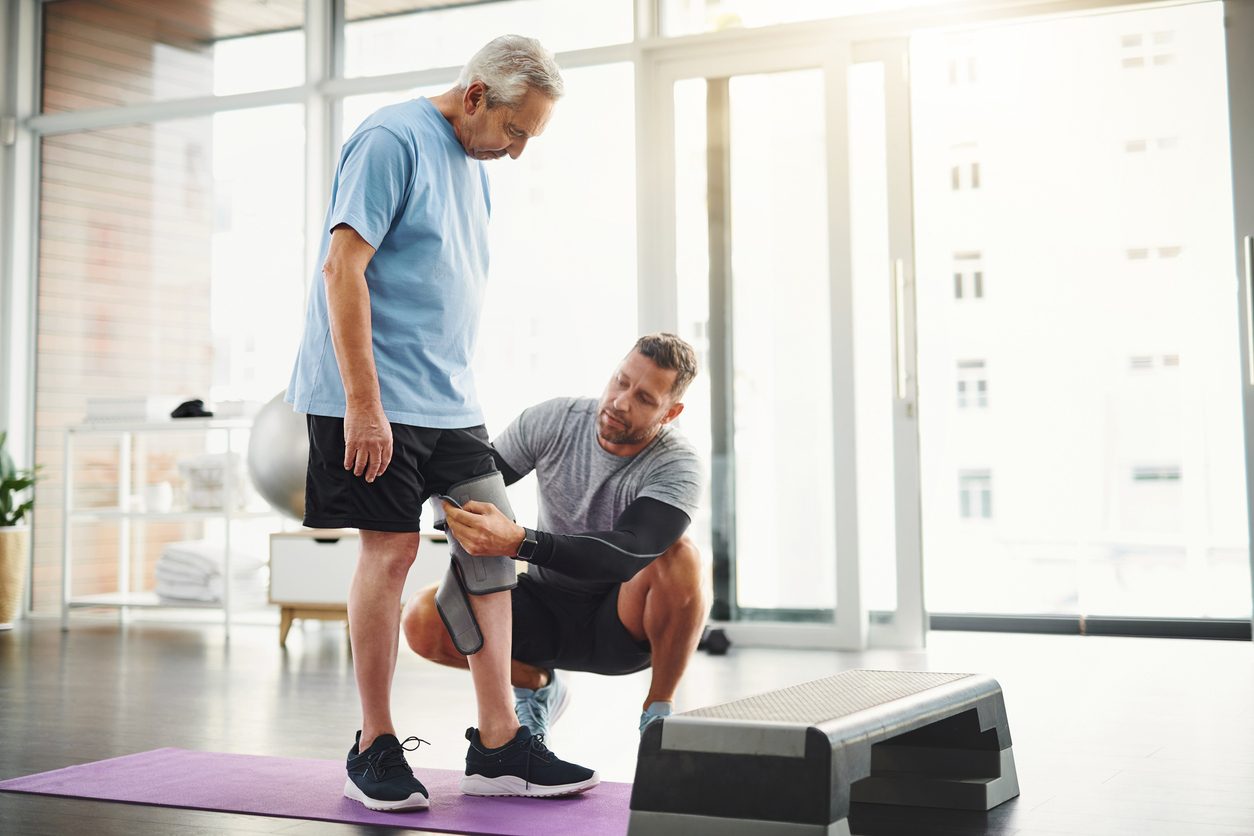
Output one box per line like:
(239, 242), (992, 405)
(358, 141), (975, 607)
(629, 669), (1019, 835)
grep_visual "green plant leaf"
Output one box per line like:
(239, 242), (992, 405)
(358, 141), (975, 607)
(0, 431), (38, 526)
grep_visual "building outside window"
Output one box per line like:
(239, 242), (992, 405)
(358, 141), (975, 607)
(959, 470), (993, 519)
(953, 251), (984, 299)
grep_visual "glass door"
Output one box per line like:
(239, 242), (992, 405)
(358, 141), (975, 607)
(642, 35), (924, 648)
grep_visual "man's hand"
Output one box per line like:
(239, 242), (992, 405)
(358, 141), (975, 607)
(343, 401), (392, 483)
(443, 500), (526, 557)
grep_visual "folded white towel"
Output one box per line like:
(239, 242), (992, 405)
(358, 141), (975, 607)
(158, 540), (265, 577)
(154, 562), (210, 584)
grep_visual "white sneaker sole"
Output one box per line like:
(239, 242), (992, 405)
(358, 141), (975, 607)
(459, 771), (601, 797)
(343, 778), (430, 811)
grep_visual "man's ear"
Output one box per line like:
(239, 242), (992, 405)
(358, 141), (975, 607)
(662, 401), (685, 425)
(464, 81), (487, 114)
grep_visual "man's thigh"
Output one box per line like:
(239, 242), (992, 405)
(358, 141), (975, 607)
(583, 584), (652, 675)
(510, 574), (563, 669)
(514, 575), (651, 676)
(304, 414), (437, 532)
(419, 426), (498, 503)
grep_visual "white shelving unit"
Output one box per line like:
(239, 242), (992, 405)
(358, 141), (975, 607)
(60, 417), (282, 638)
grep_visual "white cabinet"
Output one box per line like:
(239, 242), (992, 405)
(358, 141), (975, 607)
(269, 529), (450, 646)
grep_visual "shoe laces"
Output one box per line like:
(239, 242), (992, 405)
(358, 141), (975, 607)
(515, 697), (546, 734)
(367, 736), (428, 782)
(515, 675), (556, 734)
(522, 732), (554, 790)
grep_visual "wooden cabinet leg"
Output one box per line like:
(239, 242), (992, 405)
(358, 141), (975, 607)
(279, 607), (294, 647)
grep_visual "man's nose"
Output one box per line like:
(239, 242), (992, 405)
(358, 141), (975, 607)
(507, 137), (528, 160)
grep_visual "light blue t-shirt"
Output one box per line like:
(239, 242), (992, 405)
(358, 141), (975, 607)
(286, 97), (492, 428)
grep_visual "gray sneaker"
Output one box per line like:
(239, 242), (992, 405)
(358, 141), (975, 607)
(513, 670), (569, 737)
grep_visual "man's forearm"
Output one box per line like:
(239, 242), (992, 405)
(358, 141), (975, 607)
(522, 498), (690, 583)
(324, 267), (381, 405)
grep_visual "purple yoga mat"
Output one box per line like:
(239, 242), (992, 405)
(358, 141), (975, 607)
(0, 748), (632, 835)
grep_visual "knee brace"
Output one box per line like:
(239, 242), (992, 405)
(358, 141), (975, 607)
(431, 471), (518, 656)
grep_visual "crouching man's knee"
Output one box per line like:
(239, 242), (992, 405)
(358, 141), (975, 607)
(401, 585), (455, 662)
(651, 536), (707, 609)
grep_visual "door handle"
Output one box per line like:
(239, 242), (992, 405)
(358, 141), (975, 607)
(894, 258), (909, 400)
(1245, 236), (1253, 386)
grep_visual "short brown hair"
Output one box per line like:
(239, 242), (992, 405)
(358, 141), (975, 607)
(633, 333), (698, 399)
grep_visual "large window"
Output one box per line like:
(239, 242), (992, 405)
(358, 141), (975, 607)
(912, 2), (1249, 619)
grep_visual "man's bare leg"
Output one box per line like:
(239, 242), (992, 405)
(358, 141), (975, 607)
(464, 590), (522, 748)
(352, 530), (421, 749)
(616, 537), (707, 711)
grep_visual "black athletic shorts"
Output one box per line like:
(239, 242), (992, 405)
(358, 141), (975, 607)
(511, 573), (652, 676)
(304, 414), (496, 532)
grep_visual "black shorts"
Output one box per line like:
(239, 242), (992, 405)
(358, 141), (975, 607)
(304, 414), (496, 533)
(511, 573), (652, 676)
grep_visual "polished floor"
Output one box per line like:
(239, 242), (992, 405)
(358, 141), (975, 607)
(0, 616), (1251, 835)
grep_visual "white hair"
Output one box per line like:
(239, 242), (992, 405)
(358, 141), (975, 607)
(455, 35), (564, 109)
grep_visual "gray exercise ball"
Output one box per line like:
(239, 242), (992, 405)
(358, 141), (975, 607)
(247, 392), (307, 521)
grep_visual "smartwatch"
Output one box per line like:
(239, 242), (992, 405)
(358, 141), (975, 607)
(516, 527), (540, 562)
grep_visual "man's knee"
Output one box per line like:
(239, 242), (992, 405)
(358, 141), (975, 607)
(645, 536), (705, 603)
(668, 535), (701, 570)
(359, 531), (420, 583)
(401, 585), (450, 660)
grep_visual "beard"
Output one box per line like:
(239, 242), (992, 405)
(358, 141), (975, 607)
(598, 410), (653, 446)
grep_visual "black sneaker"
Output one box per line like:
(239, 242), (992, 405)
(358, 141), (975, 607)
(343, 731), (430, 811)
(460, 726), (599, 797)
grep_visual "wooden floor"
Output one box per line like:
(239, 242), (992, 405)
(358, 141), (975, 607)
(1, 616), (1251, 835)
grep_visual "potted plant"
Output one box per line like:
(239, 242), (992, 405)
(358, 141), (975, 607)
(1, 431), (38, 629)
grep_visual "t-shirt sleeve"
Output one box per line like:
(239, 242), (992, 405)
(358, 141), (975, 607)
(327, 127), (413, 251)
(637, 441), (703, 520)
(491, 398), (565, 478)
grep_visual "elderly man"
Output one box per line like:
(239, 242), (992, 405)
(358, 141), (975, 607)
(401, 334), (708, 739)
(286, 35), (596, 811)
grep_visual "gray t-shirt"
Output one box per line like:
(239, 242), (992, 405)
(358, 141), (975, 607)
(493, 397), (702, 593)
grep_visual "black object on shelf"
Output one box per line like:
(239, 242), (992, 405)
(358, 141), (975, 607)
(171, 399), (214, 419)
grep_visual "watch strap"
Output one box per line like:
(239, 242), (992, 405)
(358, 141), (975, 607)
(517, 527), (539, 561)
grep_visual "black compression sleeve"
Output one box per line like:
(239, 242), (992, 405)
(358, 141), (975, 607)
(526, 496), (691, 583)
